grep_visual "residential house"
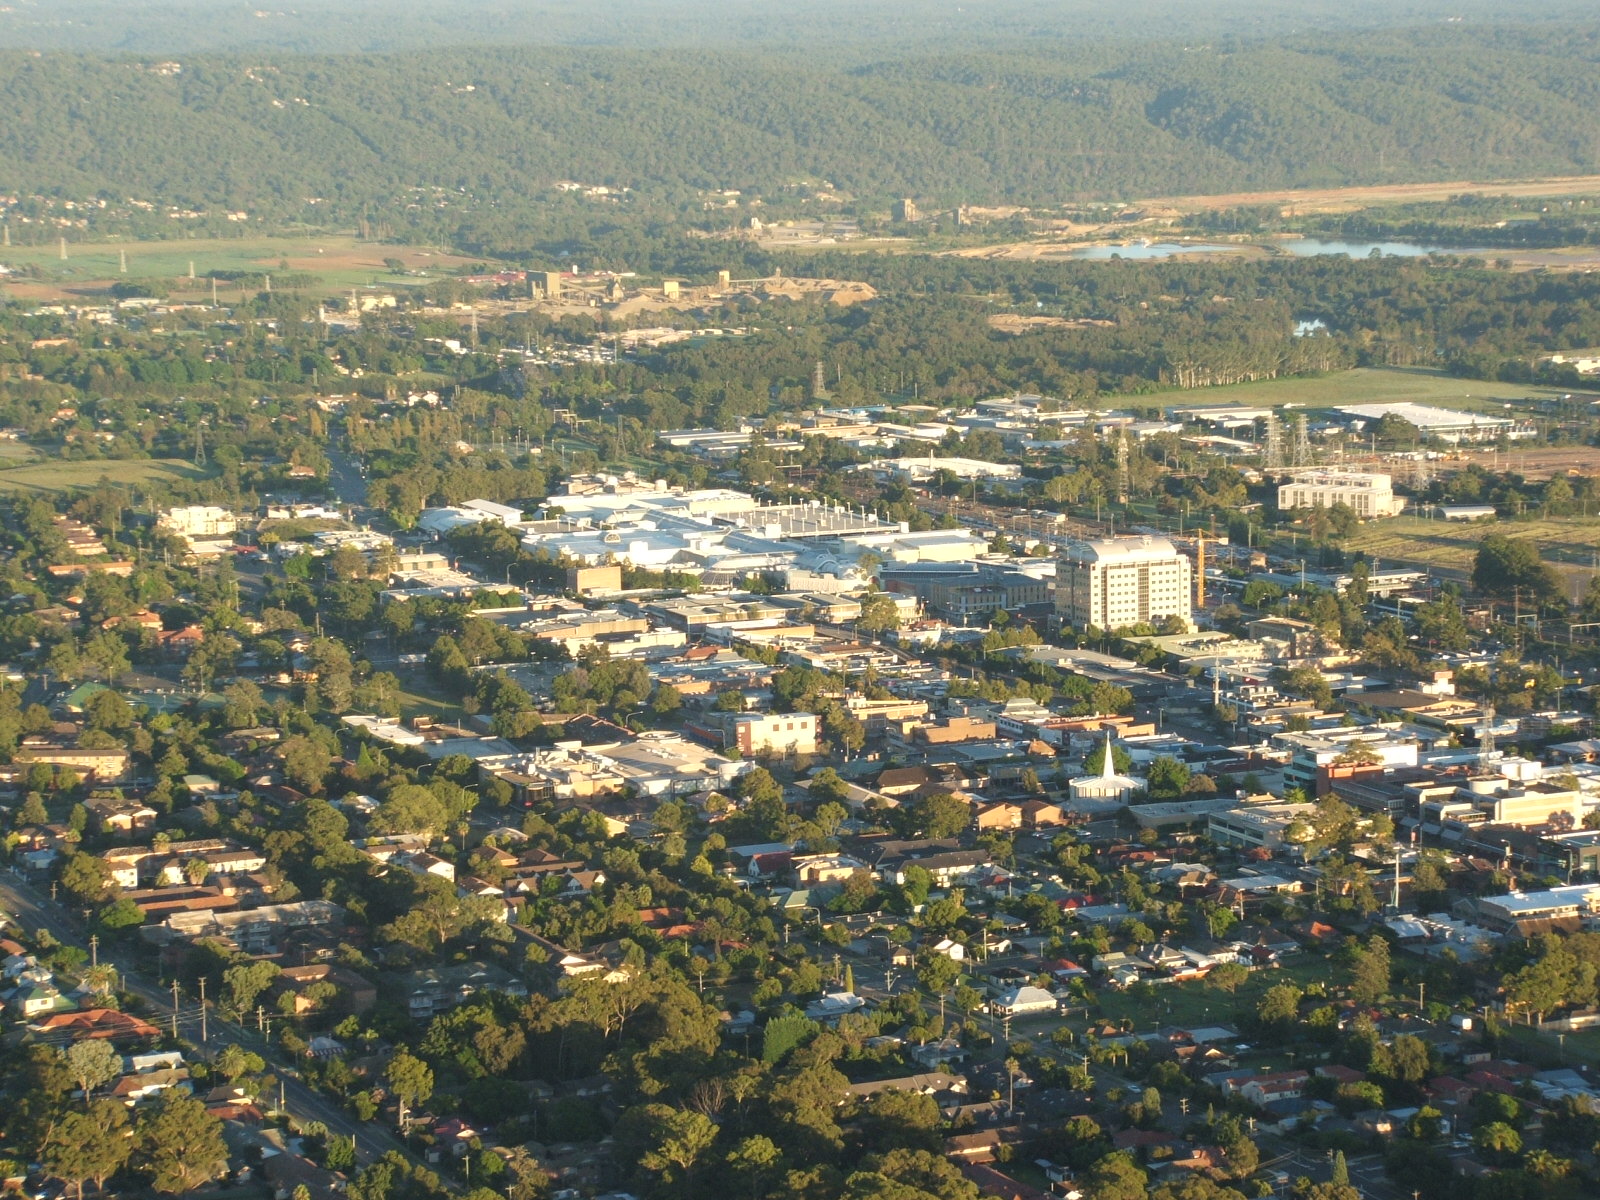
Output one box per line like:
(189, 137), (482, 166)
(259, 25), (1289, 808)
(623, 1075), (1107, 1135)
(956, 1163), (1052, 1200)
(843, 1072), (965, 1100)
(1237, 1070), (1310, 1106)
(975, 802), (1023, 832)
(396, 851), (456, 883)
(1020, 799), (1070, 830)
(29, 1008), (160, 1042)
(260, 1153), (346, 1200)
(1142, 944), (1188, 972)
(943, 1128), (1022, 1165)
(13, 743), (131, 784)
(84, 795), (157, 836)
(270, 964), (377, 1015)
(402, 962), (528, 1020)
(887, 849), (991, 888)
(805, 991), (867, 1023)
(110, 1067), (192, 1104)
(792, 854), (871, 887)
(990, 985), (1057, 1016)
(12, 982), (73, 1018)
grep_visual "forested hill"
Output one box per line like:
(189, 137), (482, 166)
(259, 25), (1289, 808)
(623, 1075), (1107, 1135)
(4, 23), (1600, 222)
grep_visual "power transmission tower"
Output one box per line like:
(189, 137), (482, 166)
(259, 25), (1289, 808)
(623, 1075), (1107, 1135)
(811, 360), (827, 401)
(1263, 412), (1284, 472)
(1292, 413), (1312, 469)
(193, 424), (207, 468)
(1479, 704), (1497, 764)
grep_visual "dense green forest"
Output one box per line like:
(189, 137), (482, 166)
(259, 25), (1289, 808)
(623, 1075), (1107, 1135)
(4, 21), (1600, 233)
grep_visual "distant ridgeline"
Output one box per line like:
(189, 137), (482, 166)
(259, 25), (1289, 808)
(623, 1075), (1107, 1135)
(0, 20), (1599, 235)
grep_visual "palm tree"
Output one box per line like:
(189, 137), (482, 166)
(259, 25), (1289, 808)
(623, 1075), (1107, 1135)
(81, 963), (119, 1001)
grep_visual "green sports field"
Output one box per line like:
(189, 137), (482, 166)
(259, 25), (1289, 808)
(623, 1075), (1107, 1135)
(0, 234), (494, 302)
(0, 457), (212, 496)
(1159, 365), (1568, 412)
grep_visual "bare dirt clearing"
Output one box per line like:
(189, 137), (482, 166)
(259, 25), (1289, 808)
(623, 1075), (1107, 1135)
(1147, 174), (1600, 216)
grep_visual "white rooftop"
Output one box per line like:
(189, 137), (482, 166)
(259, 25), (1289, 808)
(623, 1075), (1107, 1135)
(1337, 402), (1512, 430)
(1060, 534), (1181, 565)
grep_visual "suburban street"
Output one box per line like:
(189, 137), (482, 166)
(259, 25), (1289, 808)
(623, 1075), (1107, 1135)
(0, 871), (405, 1167)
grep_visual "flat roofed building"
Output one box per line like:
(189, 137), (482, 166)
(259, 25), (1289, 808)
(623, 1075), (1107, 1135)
(1277, 471), (1404, 519)
(1477, 883), (1600, 932)
(1056, 535), (1192, 632)
(732, 712), (819, 756)
(1336, 402), (1531, 443)
(157, 505), (237, 539)
(1207, 802), (1317, 850)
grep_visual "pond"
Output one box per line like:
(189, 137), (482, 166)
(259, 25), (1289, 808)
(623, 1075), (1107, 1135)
(1064, 238), (1491, 260)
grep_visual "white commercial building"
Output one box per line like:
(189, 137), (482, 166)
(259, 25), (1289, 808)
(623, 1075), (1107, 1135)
(733, 712), (820, 756)
(1277, 471), (1404, 518)
(863, 456), (1024, 483)
(1207, 802), (1318, 850)
(1056, 535), (1192, 632)
(1336, 402), (1531, 444)
(157, 506), (237, 539)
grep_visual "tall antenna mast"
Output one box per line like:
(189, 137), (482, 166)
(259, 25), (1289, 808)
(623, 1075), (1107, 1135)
(119, 249), (127, 275)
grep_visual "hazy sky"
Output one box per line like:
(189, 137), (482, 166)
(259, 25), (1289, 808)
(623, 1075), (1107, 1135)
(3, 0), (1592, 55)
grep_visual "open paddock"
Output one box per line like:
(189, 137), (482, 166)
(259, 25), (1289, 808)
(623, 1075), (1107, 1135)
(0, 457), (212, 496)
(0, 235), (491, 303)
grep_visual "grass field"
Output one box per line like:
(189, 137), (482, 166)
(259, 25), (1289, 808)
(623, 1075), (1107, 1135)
(1155, 365), (1567, 412)
(0, 457), (211, 496)
(1497, 1022), (1595, 1069)
(1081, 960), (1331, 1033)
(0, 234), (492, 303)
(1342, 513), (1600, 592)
(394, 673), (465, 723)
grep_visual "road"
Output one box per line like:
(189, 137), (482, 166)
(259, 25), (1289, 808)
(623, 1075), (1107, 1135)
(327, 446), (369, 512)
(0, 871), (406, 1167)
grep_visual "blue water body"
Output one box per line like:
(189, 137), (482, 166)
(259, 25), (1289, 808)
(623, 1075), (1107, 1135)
(1277, 238), (1488, 258)
(1066, 241), (1235, 260)
(1065, 238), (1490, 260)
